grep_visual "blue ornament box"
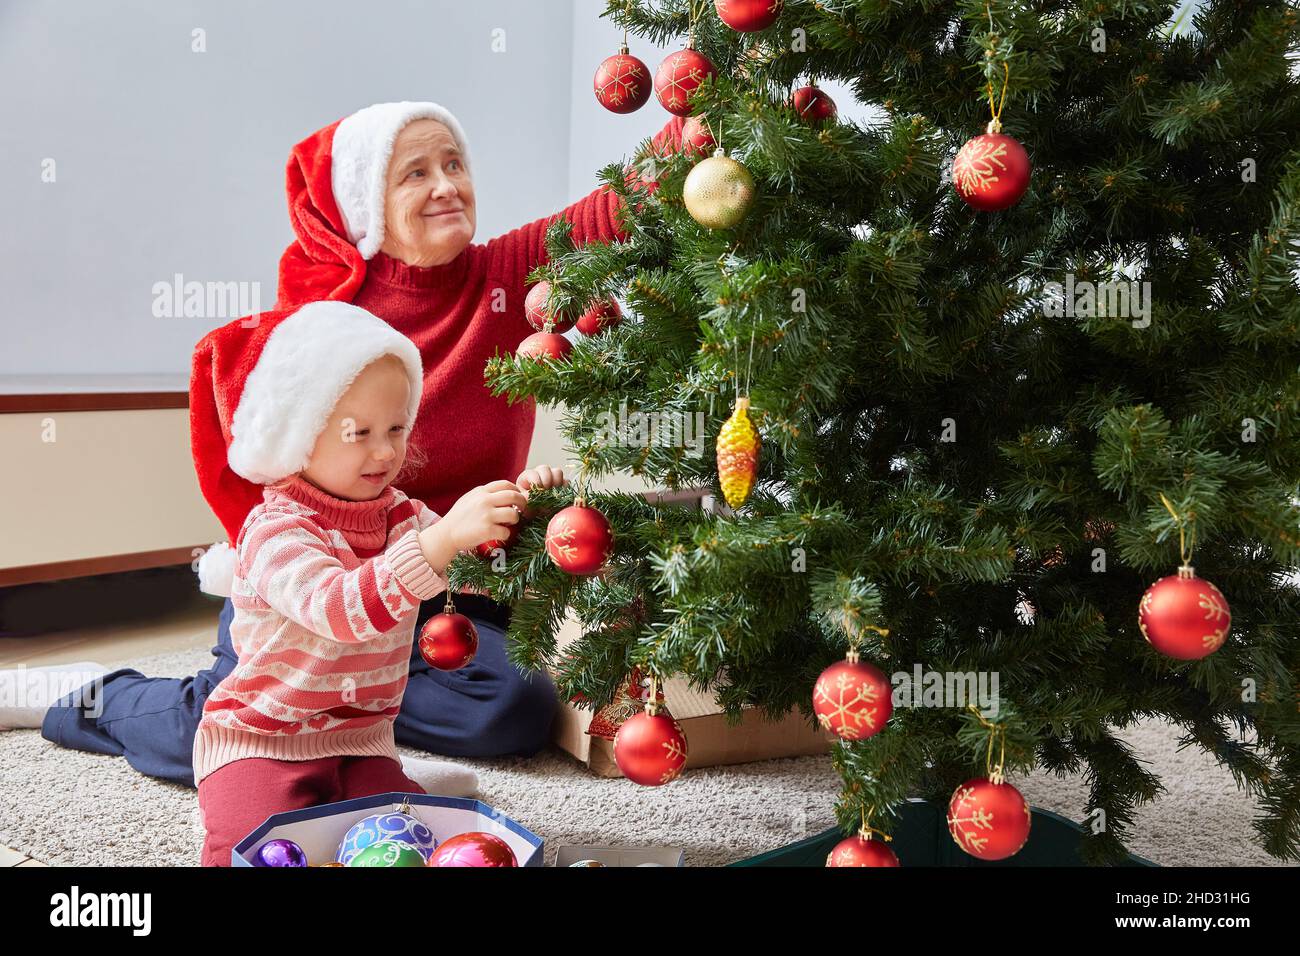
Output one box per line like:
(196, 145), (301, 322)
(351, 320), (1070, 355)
(231, 791), (544, 867)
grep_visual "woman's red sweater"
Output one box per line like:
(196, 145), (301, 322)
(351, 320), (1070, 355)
(348, 119), (684, 515)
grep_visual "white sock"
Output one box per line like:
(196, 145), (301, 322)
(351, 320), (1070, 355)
(399, 754), (479, 798)
(0, 661), (108, 730)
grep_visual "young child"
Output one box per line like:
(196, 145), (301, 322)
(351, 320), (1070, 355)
(193, 300), (548, 867)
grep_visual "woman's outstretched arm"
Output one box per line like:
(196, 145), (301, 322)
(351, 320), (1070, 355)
(483, 116), (686, 292)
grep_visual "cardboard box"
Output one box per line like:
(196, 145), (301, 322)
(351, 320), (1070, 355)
(555, 845), (685, 867)
(232, 792), (544, 867)
(550, 610), (834, 778)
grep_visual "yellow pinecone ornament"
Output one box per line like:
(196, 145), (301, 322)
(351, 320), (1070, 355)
(716, 395), (760, 508)
(683, 149), (755, 230)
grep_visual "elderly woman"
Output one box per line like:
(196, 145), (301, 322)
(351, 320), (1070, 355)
(4, 101), (684, 794)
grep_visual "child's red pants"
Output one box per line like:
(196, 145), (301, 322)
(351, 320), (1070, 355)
(198, 755), (422, 867)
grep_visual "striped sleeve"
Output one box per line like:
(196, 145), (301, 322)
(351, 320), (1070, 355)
(384, 492), (441, 535)
(238, 509), (446, 644)
(411, 496), (442, 532)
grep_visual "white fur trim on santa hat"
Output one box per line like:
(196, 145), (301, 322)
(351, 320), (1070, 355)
(197, 541), (237, 597)
(331, 100), (473, 261)
(227, 301), (423, 485)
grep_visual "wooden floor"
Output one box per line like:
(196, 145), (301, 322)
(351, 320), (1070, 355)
(0, 601), (215, 668)
(1, 589), (218, 866)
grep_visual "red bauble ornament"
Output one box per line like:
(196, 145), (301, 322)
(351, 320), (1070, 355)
(575, 298), (622, 336)
(587, 667), (667, 740)
(791, 85), (837, 124)
(517, 331), (572, 362)
(524, 281), (575, 333)
(594, 47), (652, 114)
(1138, 563), (1231, 660)
(951, 126), (1031, 211)
(428, 831), (518, 867)
(545, 502), (614, 575)
(417, 608), (479, 671)
(654, 47), (717, 116)
(825, 834), (900, 867)
(714, 0), (783, 31)
(613, 710), (688, 785)
(947, 777), (1031, 861)
(681, 116), (716, 154)
(812, 651), (892, 741)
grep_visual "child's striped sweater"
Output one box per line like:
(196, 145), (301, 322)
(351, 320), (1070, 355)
(192, 474), (447, 785)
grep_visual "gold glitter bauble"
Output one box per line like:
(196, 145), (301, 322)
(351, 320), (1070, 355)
(683, 149), (755, 229)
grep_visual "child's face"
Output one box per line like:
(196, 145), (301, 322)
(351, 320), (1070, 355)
(302, 355), (412, 501)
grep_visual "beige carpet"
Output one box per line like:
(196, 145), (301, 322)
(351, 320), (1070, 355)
(0, 647), (1291, 867)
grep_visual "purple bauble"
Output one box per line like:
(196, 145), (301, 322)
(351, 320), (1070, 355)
(254, 838), (308, 867)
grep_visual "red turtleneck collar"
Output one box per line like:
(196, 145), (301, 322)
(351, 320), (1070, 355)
(364, 249), (474, 290)
(270, 474), (397, 552)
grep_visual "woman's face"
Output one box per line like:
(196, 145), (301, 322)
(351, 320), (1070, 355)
(379, 119), (476, 267)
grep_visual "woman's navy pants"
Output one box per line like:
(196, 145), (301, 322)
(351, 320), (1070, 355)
(39, 593), (557, 787)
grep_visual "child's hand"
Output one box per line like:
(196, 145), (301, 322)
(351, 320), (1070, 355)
(417, 480), (528, 574)
(514, 464), (568, 493)
(515, 464), (568, 518)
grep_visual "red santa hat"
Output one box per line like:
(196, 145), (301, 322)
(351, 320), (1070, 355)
(192, 101), (470, 596)
(274, 100), (473, 309)
(191, 300), (423, 596)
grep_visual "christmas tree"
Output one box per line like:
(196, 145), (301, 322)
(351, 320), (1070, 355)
(451, 0), (1300, 864)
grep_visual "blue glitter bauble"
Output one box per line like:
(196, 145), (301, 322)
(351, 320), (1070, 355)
(336, 810), (437, 865)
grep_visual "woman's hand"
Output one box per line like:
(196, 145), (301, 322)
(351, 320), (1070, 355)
(417, 480), (528, 574)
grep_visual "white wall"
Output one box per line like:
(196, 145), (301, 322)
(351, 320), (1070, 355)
(0, 0), (577, 378)
(1, 0), (892, 382)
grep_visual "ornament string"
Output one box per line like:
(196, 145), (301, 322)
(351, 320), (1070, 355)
(732, 320), (741, 403)
(858, 806), (892, 844)
(980, 0), (1010, 135)
(1158, 492), (1196, 567)
(720, 242), (741, 403)
(744, 317), (757, 396)
(844, 623), (889, 663)
(575, 454), (593, 507)
(985, 60), (1010, 135)
(646, 673), (660, 716)
(968, 704), (1007, 785)
(701, 114), (718, 148)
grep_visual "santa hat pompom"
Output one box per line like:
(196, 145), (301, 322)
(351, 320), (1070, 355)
(197, 541), (237, 597)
